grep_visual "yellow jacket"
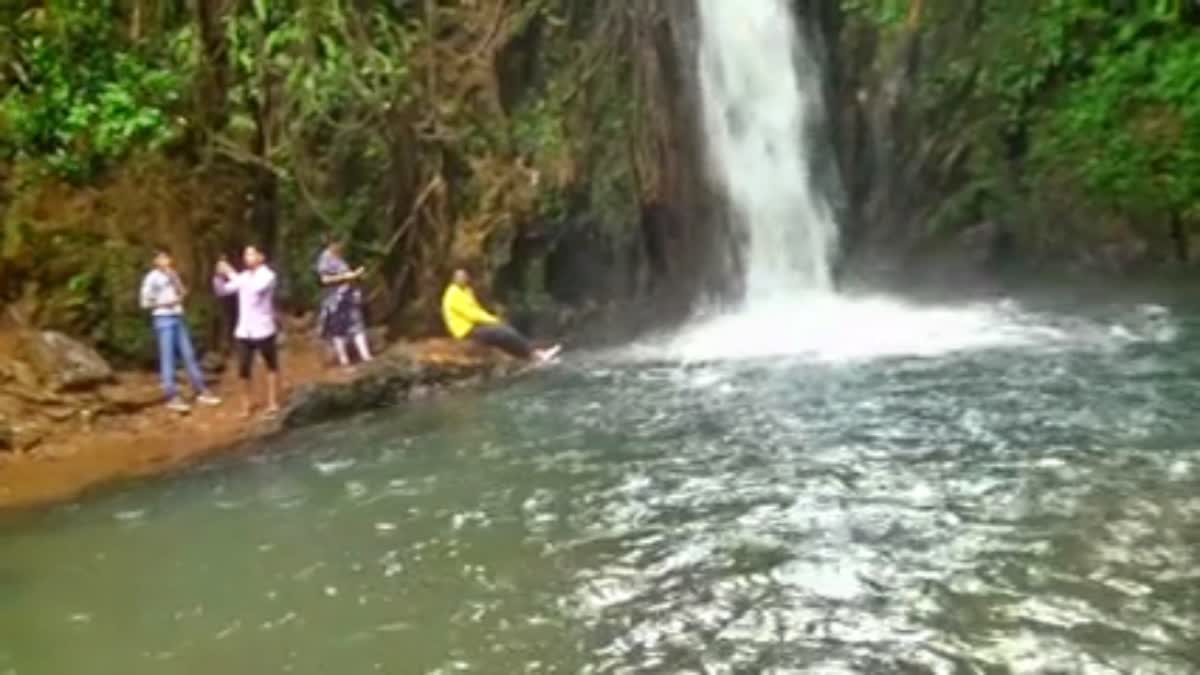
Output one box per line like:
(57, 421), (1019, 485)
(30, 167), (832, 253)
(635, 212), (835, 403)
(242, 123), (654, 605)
(441, 283), (499, 338)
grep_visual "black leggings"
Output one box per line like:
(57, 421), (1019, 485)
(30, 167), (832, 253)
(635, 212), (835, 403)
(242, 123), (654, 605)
(469, 324), (532, 359)
(238, 335), (279, 379)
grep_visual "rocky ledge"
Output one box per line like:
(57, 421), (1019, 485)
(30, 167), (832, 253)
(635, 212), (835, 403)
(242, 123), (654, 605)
(270, 339), (524, 432)
(0, 335), (526, 510)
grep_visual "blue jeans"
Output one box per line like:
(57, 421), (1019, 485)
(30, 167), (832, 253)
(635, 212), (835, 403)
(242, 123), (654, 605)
(153, 315), (205, 399)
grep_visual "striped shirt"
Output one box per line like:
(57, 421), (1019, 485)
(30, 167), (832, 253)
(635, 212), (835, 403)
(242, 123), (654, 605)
(139, 269), (186, 317)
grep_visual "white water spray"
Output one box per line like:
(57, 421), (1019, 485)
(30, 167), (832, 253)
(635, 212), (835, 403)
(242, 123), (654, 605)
(697, 0), (836, 298)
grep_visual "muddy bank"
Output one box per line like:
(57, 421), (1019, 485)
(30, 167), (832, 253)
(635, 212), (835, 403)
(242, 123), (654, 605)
(0, 338), (523, 511)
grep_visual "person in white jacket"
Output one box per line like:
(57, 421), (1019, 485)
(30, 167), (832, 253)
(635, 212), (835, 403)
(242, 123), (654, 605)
(214, 246), (280, 417)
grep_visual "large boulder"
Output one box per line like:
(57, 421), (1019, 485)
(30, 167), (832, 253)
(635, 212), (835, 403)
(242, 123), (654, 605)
(275, 340), (519, 431)
(391, 338), (512, 368)
(276, 360), (422, 431)
(19, 331), (114, 391)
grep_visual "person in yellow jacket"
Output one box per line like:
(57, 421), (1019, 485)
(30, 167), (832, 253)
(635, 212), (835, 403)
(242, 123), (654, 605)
(442, 269), (561, 362)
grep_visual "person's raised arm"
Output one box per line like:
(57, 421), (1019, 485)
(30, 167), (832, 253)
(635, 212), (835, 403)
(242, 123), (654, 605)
(320, 267), (363, 286)
(466, 301), (499, 325)
(212, 260), (240, 297)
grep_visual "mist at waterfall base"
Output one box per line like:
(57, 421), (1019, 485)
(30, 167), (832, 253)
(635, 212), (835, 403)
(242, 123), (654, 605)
(674, 0), (1050, 363)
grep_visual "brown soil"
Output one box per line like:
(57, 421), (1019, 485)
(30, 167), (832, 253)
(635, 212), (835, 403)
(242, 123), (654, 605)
(0, 336), (493, 511)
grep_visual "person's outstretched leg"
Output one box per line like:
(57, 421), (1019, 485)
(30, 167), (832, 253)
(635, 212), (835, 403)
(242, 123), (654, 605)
(238, 339), (255, 417)
(352, 331), (373, 362)
(177, 320), (219, 404)
(470, 324), (533, 359)
(155, 316), (187, 410)
(331, 336), (350, 366)
(261, 335), (281, 414)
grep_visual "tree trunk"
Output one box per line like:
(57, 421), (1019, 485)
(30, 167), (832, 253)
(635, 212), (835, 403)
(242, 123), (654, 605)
(191, 0), (231, 135)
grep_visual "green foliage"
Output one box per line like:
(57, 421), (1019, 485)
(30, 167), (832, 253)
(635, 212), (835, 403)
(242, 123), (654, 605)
(1032, 11), (1200, 221)
(0, 1), (187, 180)
(583, 72), (639, 232)
(841, 0), (911, 26)
(1, 0), (648, 357)
(511, 88), (572, 222)
(845, 0), (1200, 242)
(18, 231), (154, 363)
(220, 0), (417, 158)
(512, 96), (568, 157)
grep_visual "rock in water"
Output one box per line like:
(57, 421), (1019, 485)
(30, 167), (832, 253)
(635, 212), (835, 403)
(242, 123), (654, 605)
(274, 341), (519, 431)
(20, 331), (115, 391)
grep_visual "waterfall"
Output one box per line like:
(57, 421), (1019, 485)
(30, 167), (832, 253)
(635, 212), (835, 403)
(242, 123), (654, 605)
(696, 0), (837, 301)
(657, 0), (1043, 362)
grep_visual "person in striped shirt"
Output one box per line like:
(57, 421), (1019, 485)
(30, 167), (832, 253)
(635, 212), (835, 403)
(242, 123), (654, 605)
(140, 249), (222, 413)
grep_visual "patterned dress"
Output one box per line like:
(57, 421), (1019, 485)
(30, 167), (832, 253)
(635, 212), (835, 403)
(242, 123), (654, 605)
(316, 249), (365, 339)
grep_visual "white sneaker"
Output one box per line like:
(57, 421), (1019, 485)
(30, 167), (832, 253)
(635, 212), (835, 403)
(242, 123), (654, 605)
(166, 398), (192, 413)
(195, 392), (222, 406)
(535, 344), (563, 363)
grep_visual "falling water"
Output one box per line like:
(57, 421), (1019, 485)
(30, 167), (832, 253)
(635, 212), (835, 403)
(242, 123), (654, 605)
(671, 0), (1054, 361)
(696, 0), (837, 299)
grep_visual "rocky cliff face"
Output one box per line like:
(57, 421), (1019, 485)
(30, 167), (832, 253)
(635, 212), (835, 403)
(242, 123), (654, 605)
(817, 0), (1196, 286)
(823, 0), (1014, 286)
(495, 1), (749, 335)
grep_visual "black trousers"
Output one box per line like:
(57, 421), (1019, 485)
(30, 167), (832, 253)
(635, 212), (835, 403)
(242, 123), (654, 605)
(469, 324), (533, 359)
(220, 295), (238, 352)
(238, 335), (279, 379)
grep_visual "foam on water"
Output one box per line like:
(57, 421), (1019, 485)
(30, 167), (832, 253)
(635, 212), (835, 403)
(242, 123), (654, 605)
(636, 295), (1176, 363)
(669, 296), (1048, 361)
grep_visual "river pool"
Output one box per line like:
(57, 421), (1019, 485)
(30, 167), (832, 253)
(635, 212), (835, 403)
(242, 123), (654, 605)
(3, 293), (1199, 674)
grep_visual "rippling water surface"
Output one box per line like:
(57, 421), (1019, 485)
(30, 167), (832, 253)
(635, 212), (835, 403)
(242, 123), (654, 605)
(3, 294), (1200, 674)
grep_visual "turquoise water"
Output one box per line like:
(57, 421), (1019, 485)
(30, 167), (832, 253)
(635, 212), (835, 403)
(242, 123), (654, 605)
(3, 296), (1200, 673)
